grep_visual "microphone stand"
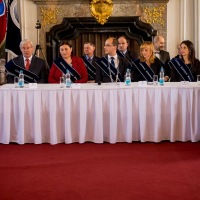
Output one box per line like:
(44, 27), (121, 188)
(34, 20), (50, 71)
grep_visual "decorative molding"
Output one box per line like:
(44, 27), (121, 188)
(90, 0), (113, 25)
(31, 0), (91, 5)
(30, 0), (169, 60)
(143, 4), (166, 27)
(137, 0), (168, 2)
(40, 8), (58, 27)
(31, 0), (169, 5)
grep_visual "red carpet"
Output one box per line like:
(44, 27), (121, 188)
(0, 142), (200, 200)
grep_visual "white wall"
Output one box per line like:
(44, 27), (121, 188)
(19, 0), (37, 50)
(167, 0), (180, 58)
(167, 0), (200, 59)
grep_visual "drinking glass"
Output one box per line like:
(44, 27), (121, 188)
(14, 77), (19, 88)
(197, 75), (200, 85)
(153, 75), (158, 86)
(60, 77), (65, 88)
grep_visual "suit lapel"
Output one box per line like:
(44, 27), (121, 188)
(19, 55), (25, 69)
(29, 56), (36, 71)
(160, 51), (167, 63)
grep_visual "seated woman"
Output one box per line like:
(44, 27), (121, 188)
(48, 41), (88, 83)
(132, 41), (168, 82)
(169, 40), (200, 82)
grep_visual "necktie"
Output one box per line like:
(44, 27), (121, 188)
(25, 58), (30, 70)
(110, 57), (115, 67)
(88, 58), (92, 63)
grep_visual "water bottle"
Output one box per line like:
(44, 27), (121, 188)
(66, 69), (71, 88)
(159, 67), (164, 86)
(18, 70), (24, 88)
(125, 68), (131, 86)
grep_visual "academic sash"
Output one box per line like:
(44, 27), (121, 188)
(5, 59), (39, 83)
(82, 56), (96, 79)
(95, 57), (123, 82)
(53, 57), (81, 82)
(132, 59), (155, 82)
(117, 50), (133, 67)
(168, 58), (194, 81)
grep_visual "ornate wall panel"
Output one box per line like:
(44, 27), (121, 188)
(31, 0), (169, 62)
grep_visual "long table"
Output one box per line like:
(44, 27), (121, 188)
(0, 82), (200, 144)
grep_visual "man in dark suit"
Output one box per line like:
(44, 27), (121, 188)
(95, 37), (131, 83)
(153, 35), (171, 80)
(82, 41), (99, 83)
(117, 35), (138, 62)
(5, 39), (47, 83)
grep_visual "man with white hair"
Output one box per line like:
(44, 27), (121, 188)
(5, 39), (47, 83)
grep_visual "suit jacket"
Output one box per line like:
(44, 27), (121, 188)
(95, 55), (131, 83)
(124, 50), (138, 61)
(81, 55), (100, 81)
(117, 50), (138, 66)
(48, 56), (88, 83)
(158, 50), (171, 77)
(170, 58), (200, 82)
(6, 55), (47, 83)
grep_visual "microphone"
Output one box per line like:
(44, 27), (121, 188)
(115, 75), (118, 82)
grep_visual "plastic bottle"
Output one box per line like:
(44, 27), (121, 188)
(125, 68), (131, 86)
(66, 69), (71, 88)
(159, 67), (165, 86)
(18, 70), (24, 88)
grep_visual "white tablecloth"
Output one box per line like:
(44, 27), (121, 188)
(0, 82), (200, 144)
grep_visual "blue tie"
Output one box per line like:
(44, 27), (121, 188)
(88, 57), (92, 63)
(110, 57), (115, 67)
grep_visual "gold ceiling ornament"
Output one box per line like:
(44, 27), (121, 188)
(90, 0), (113, 25)
(40, 7), (58, 27)
(143, 5), (165, 27)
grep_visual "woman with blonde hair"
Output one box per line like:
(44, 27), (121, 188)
(132, 41), (166, 82)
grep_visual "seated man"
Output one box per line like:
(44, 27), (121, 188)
(117, 35), (138, 63)
(95, 37), (131, 83)
(82, 41), (99, 83)
(153, 35), (170, 81)
(5, 39), (47, 83)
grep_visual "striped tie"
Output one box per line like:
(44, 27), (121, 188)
(110, 57), (115, 67)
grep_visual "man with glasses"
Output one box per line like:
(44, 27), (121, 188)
(95, 37), (131, 83)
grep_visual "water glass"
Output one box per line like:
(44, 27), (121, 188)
(60, 77), (65, 88)
(153, 75), (158, 86)
(14, 77), (19, 88)
(197, 75), (200, 85)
